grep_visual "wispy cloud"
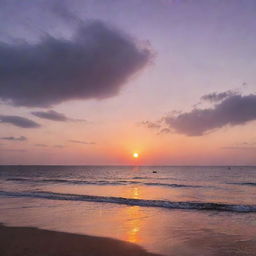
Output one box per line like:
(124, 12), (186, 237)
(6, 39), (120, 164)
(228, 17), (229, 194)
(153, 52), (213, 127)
(69, 140), (95, 145)
(53, 145), (65, 148)
(158, 128), (171, 134)
(221, 140), (256, 151)
(140, 121), (161, 129)
(221, 146), (256, 150)
(0, 115), (40, 128)
(0, 149), (26, 152)
(31, 110), (68, 121)
(34, 144), (48, 147)
(31, 110), (87, 122)
(200, 90), (237, 103)
(239, 142), (256, 146)
(1, 136), (27, 141)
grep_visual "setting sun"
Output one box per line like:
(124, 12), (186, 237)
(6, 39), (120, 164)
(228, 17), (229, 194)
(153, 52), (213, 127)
(133, 153), (139, 158)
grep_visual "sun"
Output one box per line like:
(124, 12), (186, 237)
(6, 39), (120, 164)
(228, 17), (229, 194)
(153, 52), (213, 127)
(133, 152), (139, 158)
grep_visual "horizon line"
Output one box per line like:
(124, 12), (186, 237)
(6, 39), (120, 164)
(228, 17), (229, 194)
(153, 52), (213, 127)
(0, 164), (255, 167)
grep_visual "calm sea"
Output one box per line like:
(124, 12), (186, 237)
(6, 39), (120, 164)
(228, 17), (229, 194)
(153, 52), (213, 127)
(0, 166), (256, 255)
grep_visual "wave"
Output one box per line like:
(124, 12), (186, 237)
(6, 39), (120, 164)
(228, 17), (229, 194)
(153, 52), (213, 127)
(143, 182), (202, 188)
(228, 182), (256, 187)
(5, 177), (201, 189)
(132, 176), (178, 180)
(0, 190), (255, 213)
(6, 178), (140, 185)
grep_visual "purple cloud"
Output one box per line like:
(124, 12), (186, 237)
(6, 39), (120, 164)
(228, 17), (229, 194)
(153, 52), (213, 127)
(0, 115), (40, 128)
(164, 94), (256, 136)
(0, 21), (152, 107)
(31, 110), (68, 121)
(1, 136), (27, 141)
(201, 90), (237, 103)
(69, 140), (95, 145)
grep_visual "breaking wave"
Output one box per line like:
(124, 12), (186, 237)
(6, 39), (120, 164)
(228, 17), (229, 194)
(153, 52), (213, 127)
(228, 182), (256, 187)
(5, 177), (202, 188)
(1, 190), (255, 213)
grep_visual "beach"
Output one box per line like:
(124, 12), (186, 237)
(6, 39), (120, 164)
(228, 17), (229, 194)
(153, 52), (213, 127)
(0, 224), (160, 256)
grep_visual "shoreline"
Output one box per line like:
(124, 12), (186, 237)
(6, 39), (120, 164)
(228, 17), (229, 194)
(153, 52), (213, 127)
(0, 224), (161, 256)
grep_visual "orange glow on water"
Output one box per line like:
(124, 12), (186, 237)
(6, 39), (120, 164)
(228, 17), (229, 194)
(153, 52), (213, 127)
(125, 206), (142, 243)
(132, 187), (139, 199)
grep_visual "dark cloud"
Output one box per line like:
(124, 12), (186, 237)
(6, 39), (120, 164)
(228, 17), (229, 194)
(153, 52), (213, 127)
(31, 110), (68, 121)
(69, 140), (95, 145)
(31, 110), (86, 122)
(0, 21), (152, 107)
(1, 136), (27, 141)
(0, 115), (40, 128)
(201, 90), (236, 103)
(163, 94), (256, 136)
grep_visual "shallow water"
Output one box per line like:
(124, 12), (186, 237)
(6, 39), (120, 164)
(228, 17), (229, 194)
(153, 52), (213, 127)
(1, 166), (256, 255)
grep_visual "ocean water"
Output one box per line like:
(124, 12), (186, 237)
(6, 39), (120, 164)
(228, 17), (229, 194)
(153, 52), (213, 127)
(0, 165), (256, 255)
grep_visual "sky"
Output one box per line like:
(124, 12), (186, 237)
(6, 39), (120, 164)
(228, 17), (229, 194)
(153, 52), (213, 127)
(0, 0), (256, 165)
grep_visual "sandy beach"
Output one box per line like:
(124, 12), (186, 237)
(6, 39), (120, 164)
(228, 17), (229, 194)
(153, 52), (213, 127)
(0, 224), (161, 256)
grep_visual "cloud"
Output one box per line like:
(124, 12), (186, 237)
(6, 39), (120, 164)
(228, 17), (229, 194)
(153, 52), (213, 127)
(69, 140), (95, 145)
(163, 94), (256, 136)
(0, 21), (152, 107)
(140, 120), (170, 135)
(221, 146), (256, 150)
(54, 144), (65, 148)
(200, 90), (236, 103)
(1, 136), (27, 141)
(34, 144), (48, 147)
(140, 121), (161, 129)
(31, 110), (68, 121)
(0, 149), (26, 152)
(158, 128), (171, 134)
(221, 140), (256, 150)
(238, 141), (256, 146)
(31, 110), (87, 122)
(0, 115), (40, 128)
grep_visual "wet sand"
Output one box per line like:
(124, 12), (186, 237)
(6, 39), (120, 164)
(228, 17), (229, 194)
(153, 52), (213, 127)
(0, 224), (161, 256)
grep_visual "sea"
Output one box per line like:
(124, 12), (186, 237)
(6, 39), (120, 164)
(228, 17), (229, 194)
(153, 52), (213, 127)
(0, 165), (256, 255)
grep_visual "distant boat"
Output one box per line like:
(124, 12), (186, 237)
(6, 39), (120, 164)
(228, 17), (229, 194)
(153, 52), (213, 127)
(152, 170), (157, 173)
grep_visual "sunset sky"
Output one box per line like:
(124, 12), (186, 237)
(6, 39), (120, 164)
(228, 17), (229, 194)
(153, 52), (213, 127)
(0, 0), (256, 165)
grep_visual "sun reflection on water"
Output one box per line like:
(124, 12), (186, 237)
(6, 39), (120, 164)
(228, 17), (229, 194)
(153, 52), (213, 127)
(125, 206), (142, 243)
(133, 187), (139, 198)
(121, 186), (145, 243)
